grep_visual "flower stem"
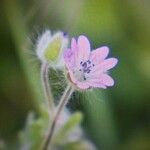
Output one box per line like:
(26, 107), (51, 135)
(41, 63), (54, 111)
(42, 85), (74, 150)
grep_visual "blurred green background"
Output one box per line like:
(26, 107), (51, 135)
(0, 0), (150, 149)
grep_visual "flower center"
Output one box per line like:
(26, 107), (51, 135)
(73, 60), (95, 82)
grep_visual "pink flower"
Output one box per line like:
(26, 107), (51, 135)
(64, 35), (118, 90)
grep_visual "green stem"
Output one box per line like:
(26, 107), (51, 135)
(42, 85), (74, 150)
(41, 63), (54, 111)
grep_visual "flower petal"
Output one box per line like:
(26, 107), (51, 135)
(77, 35), (91, 62)
(87, 79), (107, 89)
(68, 70), (77, 84)
(90, 46), (109, 64)
(77, 82), (90, 90)
(71, 38), (77, 51)
(68, 70), (90, 90)
(71, 38), (78, 65)
(90, 58), (118, 73)
(99, 74), (114, 86)
(64, 48), (75, 69)
(100, 58), (118, 71)
(87, 74), (114, 88)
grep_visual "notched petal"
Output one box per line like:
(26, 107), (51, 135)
(77, 35), (91, 62)
(64, 48), (75, 68)
(88, 79), (107, 89)
(71, 38), (77, 50)
(100, 58), (118, 71)
(99, 74), (114, 86)
(91, 46), (109, 63)
(78, 35), (90, 52)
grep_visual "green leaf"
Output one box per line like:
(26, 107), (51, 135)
(19, 105), (50, 150)
(61, 140), (96, 150)
(53, 111), (83, 143)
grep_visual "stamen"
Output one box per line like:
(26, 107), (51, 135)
(82, 62), (87, 68)
(77, 60), (94, 81)
(87, 60), (91, 64)
(86, 69), (91, 74)
(83, 67), (91, 74)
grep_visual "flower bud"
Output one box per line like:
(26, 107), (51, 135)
(36, 30), (68, 68)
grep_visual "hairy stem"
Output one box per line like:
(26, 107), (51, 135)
(42, 85), (74, 150)
(41, 63), (54, 111)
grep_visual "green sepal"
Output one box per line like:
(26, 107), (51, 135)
(44, 37), (62, 62)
